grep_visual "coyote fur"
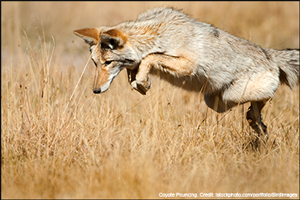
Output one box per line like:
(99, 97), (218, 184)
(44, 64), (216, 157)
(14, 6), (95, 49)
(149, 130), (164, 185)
(74, 7), (299, 136)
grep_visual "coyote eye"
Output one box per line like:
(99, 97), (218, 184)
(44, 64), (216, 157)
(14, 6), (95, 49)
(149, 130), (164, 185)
(104, 61), (112, 66)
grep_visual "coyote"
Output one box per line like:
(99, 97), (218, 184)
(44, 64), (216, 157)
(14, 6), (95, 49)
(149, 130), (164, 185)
(74, 7), (299, 137)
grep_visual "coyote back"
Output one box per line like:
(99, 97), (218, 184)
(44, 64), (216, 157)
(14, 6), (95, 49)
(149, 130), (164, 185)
(74, 7), (299, 137)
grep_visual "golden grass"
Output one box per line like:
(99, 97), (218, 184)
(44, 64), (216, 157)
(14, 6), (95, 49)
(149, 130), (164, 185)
(1, 2), (299, 199)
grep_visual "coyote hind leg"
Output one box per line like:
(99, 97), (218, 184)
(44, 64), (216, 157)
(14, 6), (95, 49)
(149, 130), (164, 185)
(246, 100), (268, 145)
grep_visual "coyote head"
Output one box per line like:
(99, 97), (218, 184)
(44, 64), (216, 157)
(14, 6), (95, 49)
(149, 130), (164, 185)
(73, 28), (139, 93)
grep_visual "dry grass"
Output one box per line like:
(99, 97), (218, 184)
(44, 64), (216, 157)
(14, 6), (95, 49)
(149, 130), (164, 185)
(1, 2), (299, 199)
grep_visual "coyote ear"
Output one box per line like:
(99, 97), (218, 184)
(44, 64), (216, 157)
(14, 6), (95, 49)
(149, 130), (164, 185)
(100, 29), (127, 50)
(73, 28), (100, 46)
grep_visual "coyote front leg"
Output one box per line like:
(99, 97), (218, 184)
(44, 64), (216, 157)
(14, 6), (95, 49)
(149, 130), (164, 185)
(127, 68), (137, 84)
(131, 53), (195, 95)
(127, 67), (149, 95)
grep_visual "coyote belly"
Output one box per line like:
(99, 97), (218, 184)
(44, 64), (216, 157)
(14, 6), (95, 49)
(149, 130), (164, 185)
(74, 7), (299, 137)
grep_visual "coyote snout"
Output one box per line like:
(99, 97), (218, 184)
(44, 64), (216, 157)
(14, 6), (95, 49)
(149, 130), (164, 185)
(92, 60), (123, 94)
(74, 7), (299, 141)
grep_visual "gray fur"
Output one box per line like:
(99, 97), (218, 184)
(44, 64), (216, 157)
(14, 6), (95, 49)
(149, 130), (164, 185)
(74, 7), (299, 137)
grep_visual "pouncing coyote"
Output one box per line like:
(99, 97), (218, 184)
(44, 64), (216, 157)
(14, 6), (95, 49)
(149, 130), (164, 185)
(74, 7), (299, 137)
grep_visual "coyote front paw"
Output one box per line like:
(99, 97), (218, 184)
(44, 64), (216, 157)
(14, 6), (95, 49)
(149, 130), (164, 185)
(130, 78), (152, 95)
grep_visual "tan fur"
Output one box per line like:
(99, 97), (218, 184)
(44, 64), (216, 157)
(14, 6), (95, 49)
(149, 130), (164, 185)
(103, 29), (127, 44)
(73, 28), (100, 45)
(74, 7), (299, 138)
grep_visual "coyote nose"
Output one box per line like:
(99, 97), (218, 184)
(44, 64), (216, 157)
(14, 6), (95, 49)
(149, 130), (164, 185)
(93, 88), (101, 94)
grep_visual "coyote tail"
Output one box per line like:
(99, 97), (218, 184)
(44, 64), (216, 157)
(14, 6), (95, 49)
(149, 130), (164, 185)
(267, 48), (299, 89)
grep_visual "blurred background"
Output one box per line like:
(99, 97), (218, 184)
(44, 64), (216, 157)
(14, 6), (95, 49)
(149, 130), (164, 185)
(2, 1), (299, 50)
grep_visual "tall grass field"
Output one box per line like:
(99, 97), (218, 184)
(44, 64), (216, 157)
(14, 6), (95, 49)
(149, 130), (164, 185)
(1, 2), (299, 199)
